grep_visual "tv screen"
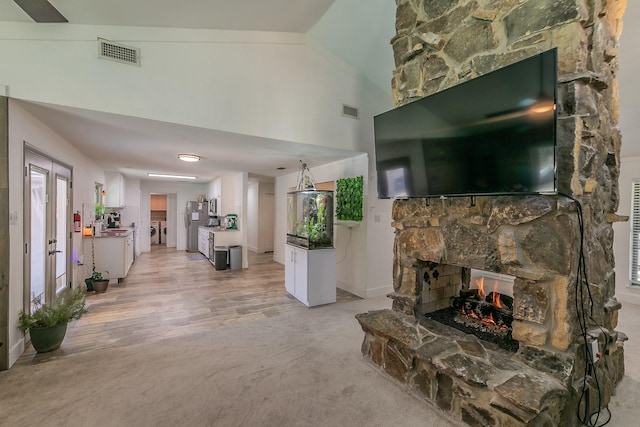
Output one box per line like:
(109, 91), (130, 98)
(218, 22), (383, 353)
(374, 48), (557, 199)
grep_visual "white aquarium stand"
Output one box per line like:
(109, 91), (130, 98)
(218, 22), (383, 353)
(284, 244), (336, 307)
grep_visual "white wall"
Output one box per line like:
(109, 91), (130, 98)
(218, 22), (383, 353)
(275, 153), (394, 298)
(613, 157), (640, 305)
(121, 176), (141, 255)
(7, 100), (104, 367)
(247, 182), (259, 252)
(614, 1), (640, 305)
(0, 22), (386, 153)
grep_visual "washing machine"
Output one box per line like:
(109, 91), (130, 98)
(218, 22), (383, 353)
(160, 220), (167, 245)
(150, 221), (159, 244)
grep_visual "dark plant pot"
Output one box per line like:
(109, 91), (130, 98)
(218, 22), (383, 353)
(92, 279), (109, 293)
(30, 323), (68, 353)
(84, 278), (94, 292)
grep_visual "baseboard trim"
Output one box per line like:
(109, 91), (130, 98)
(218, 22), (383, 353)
(9, 337), (24, 369)
(366, 284), (393, 299)
(616, 291), (640, 307)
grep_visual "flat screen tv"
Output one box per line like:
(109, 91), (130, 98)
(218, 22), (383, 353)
(374, 48), (557, 199)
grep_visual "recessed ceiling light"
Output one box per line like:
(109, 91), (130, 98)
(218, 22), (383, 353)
(178, 154), (201, 162)
(148, 173), (196, 180)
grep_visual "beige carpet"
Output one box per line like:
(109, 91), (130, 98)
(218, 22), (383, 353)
(0, 296), (461, 427)
(2, 296), (640, 426)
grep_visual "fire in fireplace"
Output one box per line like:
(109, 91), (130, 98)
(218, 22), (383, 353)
(424, 269), (520, 352)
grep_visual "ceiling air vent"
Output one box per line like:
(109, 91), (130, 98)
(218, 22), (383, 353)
(342, 104), (359, 119)
(98, 38), (140, 66)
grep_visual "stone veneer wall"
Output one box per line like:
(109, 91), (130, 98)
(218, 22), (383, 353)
(357, 1), (628, 425)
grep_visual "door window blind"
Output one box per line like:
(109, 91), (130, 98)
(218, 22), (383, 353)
(630, 181), (640, 286)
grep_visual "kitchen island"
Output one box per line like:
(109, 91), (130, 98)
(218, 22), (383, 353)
(84, 227), (135, 281)
(198, 226), (241, 266)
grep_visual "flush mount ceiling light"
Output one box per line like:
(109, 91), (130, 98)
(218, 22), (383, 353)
(178, 154), (201, 162)
(148, 173), (196, 180)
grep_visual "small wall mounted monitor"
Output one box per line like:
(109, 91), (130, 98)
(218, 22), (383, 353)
(374, 48), (558, 199)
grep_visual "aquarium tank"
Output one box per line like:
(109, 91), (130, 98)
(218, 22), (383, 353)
(287, 190), (334, 249)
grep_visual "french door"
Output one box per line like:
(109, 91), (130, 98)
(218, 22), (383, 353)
(24, 148), (72, 313)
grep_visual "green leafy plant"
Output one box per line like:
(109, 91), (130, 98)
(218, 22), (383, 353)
(336, 176), (363, 221)
(91, 271), (105, 281)
(18, 288), (87, 333)
(95, 202), (105, 218)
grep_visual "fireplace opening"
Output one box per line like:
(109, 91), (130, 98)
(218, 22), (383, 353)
(420, 265), (519, 352)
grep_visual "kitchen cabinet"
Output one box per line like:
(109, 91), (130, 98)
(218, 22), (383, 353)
(150, 194), (167, 211)
(104, 172), (125, 208)
(284, 244), (336, 307)
(85, 231), (135, 280)
(125, 233), (134, 273)
(198, 227), (210, 259)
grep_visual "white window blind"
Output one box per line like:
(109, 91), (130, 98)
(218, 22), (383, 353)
(630, 181), (640, 285)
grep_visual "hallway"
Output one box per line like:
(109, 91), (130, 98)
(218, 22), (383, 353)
(15, 247), (359, 366)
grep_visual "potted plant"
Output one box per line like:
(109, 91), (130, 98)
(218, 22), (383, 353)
(90, 270), (109, 293)
(18, 288), (87, 353)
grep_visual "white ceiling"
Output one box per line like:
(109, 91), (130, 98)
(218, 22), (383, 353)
(0, 0), (335, 32)
(14, 99), (360, 181)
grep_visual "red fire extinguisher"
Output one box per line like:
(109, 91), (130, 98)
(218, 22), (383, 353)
(74, 211), (81, 232)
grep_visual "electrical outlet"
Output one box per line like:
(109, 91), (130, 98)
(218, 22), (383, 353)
(589, 340), (599, 363)
(374, 214), (381, 223)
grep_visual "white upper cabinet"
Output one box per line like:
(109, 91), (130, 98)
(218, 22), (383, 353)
(104, 172), (125, 208)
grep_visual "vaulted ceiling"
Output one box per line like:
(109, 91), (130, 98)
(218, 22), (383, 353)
(0, 0), (397, 182)
(1, 1), (638, 183)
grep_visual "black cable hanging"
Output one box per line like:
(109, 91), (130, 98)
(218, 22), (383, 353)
(559, 192), (612, 427)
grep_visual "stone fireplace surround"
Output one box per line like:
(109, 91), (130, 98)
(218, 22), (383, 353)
(356, 1), (627, 426)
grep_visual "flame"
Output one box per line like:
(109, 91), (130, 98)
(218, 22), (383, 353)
(492, 280), (502, 309)
(482, 313), (496, 326)
(461, 278), (510, 330)
(476, 277), (485, 299)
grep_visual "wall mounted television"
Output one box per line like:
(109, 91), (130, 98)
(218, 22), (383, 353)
(374, 48), (558, 199)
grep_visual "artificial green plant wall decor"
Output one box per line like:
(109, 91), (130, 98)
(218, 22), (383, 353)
(336, 176), (363, 222)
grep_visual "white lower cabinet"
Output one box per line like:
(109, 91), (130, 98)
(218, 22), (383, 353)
(85, 233), (134, 281)
(284, 244), (336, 307)
(198, 227), (210, 259)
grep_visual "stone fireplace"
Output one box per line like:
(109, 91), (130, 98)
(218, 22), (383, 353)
(357, 1), (627, 425)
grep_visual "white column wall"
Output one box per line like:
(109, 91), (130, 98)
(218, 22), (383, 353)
(247, 182), (259, 252)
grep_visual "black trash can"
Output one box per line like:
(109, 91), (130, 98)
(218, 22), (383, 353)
(214, 246), (228, 271)
(229, 245), (242, 270)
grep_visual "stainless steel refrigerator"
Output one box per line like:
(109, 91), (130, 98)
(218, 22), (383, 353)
(185, 201), (208, 252)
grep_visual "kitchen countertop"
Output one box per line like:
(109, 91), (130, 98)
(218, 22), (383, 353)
(89, 227), (134, 238)
(199, 226), (239, 232)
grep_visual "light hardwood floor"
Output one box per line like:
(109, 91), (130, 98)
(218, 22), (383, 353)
(15, 246), (360, 366)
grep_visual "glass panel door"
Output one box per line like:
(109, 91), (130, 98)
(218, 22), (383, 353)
(55, 175), (68, 294)
(24, 148), (72, 316)
(29, 167), (47, 310)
